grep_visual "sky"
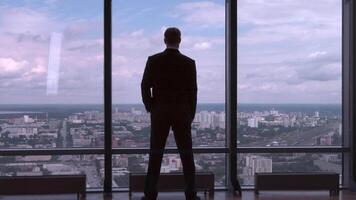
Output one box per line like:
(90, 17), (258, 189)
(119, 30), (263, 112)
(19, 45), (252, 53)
(0, 0), (342, 104)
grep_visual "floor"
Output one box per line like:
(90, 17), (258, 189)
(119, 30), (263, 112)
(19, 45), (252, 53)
(1, 191), (356, 200)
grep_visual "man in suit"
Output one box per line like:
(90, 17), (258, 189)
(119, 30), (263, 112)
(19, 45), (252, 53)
(141, 27), (199, 200)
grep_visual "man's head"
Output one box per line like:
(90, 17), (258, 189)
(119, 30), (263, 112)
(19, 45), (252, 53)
(164, 27), (181, 48)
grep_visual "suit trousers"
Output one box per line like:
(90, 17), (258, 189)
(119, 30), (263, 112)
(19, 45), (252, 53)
(144, 104), (196, 199)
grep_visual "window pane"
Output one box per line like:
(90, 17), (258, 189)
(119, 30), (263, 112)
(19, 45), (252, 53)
(0, 0), (104, 148)
(237, 0), (342, 147)
(112, 153), (226, 187)
(0, 155), (104, 188)
(237, 153), (342, 186)
(112, 0), (226, 148)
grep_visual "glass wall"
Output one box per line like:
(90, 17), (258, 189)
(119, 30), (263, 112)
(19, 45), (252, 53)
(0, 154), (104, 188)
(0, 0), (348, 191)
(237, 0), (342, 147)
(112, 153), (226, 187)
(112, 0), (226, 148)
(0, 0), (104, 148)
(237, 153), (342, 186)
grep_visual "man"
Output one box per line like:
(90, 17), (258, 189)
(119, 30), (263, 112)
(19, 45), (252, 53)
(141, 27), (199, 200)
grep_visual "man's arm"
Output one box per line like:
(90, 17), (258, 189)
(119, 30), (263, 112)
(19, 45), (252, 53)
(141, 57), (153, 112)
(188, 60), (198, 121)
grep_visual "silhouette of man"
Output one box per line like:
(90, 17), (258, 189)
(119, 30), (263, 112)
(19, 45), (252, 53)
(141, 27), (199, 200)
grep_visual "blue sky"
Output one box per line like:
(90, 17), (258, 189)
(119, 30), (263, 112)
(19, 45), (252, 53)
(0, 0), (342, 104)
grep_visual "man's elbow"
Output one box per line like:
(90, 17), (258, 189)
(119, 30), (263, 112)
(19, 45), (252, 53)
(140, 81), (146, 89)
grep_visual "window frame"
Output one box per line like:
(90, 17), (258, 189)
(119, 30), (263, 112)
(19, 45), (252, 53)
(0, 0), (354, 192)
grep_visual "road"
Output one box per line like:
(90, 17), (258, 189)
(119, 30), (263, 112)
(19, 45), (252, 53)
(241, 122), (339, 147)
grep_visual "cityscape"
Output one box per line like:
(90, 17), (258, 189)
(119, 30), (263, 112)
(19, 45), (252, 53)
(0, 0), (344, 195)
(0, 104), (342, 187)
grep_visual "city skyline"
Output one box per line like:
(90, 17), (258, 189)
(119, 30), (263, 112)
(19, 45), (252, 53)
(0, 103), (342, 187)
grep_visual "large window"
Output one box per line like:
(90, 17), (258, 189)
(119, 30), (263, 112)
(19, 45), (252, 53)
(0, 154), (104, 188)
(237, 153), (342, 186)
(236, 0), (344, 187)
(112, 153), (226, 187)
(0, 0), (352, 192)
(237, 0), (342, 147)
(111, 0), (226, 189)
(112, 0), (226, 148)
(0, 0), (104, 149)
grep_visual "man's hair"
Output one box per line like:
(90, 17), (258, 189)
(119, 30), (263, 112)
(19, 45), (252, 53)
(164, 27), (181, 45)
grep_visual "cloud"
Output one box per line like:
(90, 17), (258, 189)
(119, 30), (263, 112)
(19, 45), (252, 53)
(182, 36), (224, 52)
(237, 0), (342, 103)
(130, 29), (144, 37)
(308, 51), (327, 59)
(0, 0), (343, 104)
(113, 55), (128, 66)
(193, 42), (212, 50)
(0, 3), (106, 103)
(174, 1), (224, 28)
(0, 1), (226, 103)
(16, 32), (47, 43)
(111, 29), (225, 103)
(63, 18), (102, 41)
(238, 0), (341, 47)
(0, 58), (28, 74)
(238, 0), (341, 26)
(297, 63), (341, 82)
(0, 7), (55, 36)
(44, 0), (58, 5)
(65, 39), (103, 51)
(31, 58), (47, 74)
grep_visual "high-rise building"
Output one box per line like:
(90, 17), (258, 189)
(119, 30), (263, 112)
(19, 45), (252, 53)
(315, 111), (320, 118)
(245, 155), (272, 174)
(247, 117), (259, 128)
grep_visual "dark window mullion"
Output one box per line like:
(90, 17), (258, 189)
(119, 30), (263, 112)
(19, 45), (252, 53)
(226, 0), (241, 193)
(104, 0), (112, 195)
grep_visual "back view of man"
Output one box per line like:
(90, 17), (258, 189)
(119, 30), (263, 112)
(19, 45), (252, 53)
(141, 27), (199, 200)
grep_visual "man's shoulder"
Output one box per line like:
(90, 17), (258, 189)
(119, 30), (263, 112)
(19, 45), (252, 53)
(148, 51), (195, 64)
(179, 53), (195, 64)
(148, 52), (165, 60)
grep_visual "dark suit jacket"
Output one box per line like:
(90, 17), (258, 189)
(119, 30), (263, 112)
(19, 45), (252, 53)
(141, 48), (197, 120)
